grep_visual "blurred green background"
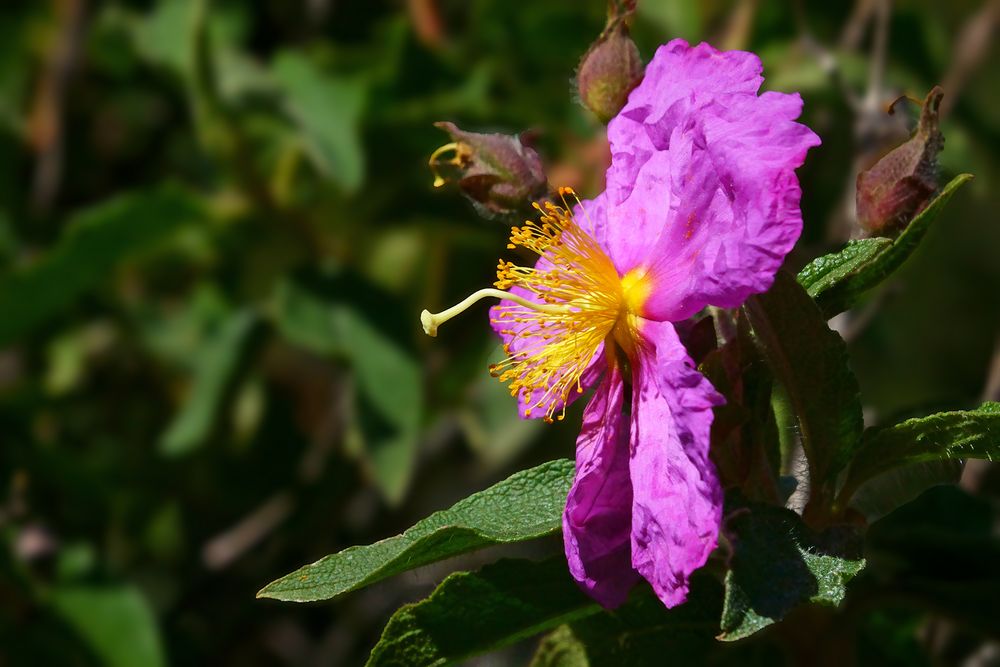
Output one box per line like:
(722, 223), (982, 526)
(0, 1), (997, 665)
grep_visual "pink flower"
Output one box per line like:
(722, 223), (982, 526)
(421, 39), (819, 608)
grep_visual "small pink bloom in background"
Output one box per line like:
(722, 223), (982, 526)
(422, 39), (820, 609)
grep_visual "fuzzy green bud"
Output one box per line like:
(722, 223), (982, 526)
(576, 20), (644, 124)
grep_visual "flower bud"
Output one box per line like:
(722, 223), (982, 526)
(576, 20), (644, 124)
(429, 122), (549, 220)
(856, 86), (945, 236)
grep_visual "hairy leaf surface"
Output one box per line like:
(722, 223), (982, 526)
(841, 402), (1000, 502)
(367, 557), (597, 667)
(258, 459), (574, 602)
(798, 174), (972, 317)
(720, 504), (864, 641)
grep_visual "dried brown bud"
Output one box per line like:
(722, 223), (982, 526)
(429, 122), (548, 220)
(576, 20), (644, 124)
(856, 86), (945, 236)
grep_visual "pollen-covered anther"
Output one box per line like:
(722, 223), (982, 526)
(420, 195), (646, 421)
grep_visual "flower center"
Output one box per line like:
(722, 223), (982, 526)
(612, 266), (652, 361)
(420, 189), (649, 422)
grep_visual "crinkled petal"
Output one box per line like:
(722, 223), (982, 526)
(642, 92), (818, 319)
(572, 191), (609, 245)
(598, 41), (820, 320)
(629, 320), (724, 608)
(598, 148), (674, 273)
(606, 38), (765, 203)
(563, 365), (639, 608)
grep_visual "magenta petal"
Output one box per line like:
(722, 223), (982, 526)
(596, 40), (820, 320)
(572, 191), (609, 248)
(629, 320), (724, 608)
(624, 39), (764, 113)
(601, 149), (675, 273)
(640, 92), (819, 320)
(606, 39), (765, 202)
(563, 366), (639, 608)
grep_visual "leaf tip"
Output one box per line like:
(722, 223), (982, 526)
(255, 578), (290, 601)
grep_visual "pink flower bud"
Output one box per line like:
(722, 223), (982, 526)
(856, 86), (945, 236)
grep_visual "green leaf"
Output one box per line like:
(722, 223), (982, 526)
(257, 459), (574, 602)
(839, 402), (1000, 503)
(874, 173), (972, 277)
(531, 577), (724, 666)
(131, 0), (197, 78)
(0, 186), (204, 348)
(848, 459), (962, 523)
(272, 280), (422, 503)
(796, 238), (891, 300)
(159, 310), (259, 456)
(337, 302), (423, 502)
(801, 174), (972, 317)
(335, 305), (420, 454)
(743, 271), (864, 494)
(49, 585), (165, 667)
(368, 560), (726, 667)
(128, 0), (259, 147)
(720, 504), (865, 641)
(270, 278), (339, 355)
(271, 52), (366, 192)
(367, 557), (599, 667)
(530, 626), (589, 667)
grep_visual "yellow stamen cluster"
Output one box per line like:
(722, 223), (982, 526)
(488, 191), (629, 422)
(419, 188), (652, 424)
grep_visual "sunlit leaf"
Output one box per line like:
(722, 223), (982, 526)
(840, 402), (1000, 503)
(797, 238), (891, 300)
(802, 174), (972, 317)
(257, 459), (574, 602)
